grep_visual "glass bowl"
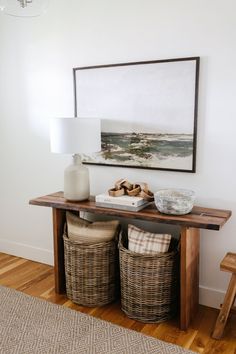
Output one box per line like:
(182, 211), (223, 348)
(154, 189), (195, 215)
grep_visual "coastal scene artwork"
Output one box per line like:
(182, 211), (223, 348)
(74, 57), (199, 172)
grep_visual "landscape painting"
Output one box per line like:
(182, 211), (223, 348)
(73, 57), (199, 172)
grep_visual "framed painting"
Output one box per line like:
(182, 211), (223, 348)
(73, 57), (200, 172)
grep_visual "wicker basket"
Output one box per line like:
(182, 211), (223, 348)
(63, 233), (119, 307)
(119, 232), (179, 323)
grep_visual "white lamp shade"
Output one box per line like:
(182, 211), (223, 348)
(50, 118), (101, 154)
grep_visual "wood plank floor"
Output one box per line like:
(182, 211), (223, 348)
(0, 252), (236, 353)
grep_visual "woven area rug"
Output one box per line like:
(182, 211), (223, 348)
(0, 286), (195, 354)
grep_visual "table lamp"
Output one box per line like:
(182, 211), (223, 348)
(50, 117), (101, 201)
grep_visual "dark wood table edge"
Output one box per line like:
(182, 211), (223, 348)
(29, 193), (232, 231)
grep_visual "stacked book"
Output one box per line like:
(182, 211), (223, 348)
(95, 194), (150, 212)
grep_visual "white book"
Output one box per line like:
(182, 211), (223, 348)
(96, 201), (150, 212)
(95, 193), (146, 207)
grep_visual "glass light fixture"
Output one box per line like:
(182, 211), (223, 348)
(0, 0), (49, 17)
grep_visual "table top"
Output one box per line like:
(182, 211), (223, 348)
(29, 192), (232, 230)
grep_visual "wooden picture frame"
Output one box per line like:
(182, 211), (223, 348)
(73, 57), (200, 172)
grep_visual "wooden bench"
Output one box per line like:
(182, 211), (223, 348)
(212, 252), (236, 339)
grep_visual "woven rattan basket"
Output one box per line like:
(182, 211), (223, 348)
(119, 232), (179, 323)
(63, 233), (119, 307)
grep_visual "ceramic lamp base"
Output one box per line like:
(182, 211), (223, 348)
(64, 154), (90, 201)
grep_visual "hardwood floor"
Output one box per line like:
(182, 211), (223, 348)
(0, 252), (236, 353)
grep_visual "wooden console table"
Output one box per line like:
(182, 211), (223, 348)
(29, 192), (231, 330)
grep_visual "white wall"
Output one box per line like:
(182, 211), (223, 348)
(0, 0), (236, 308)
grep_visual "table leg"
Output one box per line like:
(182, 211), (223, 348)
(52, 208), (66, 294)
(180, 227), (200, 330)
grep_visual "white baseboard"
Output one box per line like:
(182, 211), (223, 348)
(199, 285), (226, 309)
(0, 238), (53, 266)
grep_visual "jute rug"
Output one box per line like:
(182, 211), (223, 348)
(0, 285), (195, 354)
